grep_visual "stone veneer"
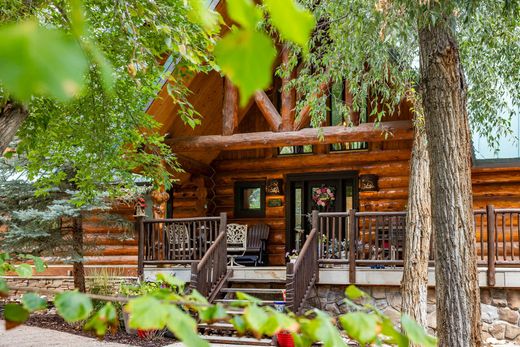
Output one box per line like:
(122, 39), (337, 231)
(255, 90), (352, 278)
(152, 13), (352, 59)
(309, 285), (520, 345)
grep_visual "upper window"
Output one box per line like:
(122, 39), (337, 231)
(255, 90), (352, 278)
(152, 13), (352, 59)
(278, 145), (313, 155)
(472, 109), (520, 162)
(234, 181), (266, 218)
(329, 81), (368, 152)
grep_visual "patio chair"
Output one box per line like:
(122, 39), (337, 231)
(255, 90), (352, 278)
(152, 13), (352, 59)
(165, 223), (193, 261)
(235, 224), (270, 266)
(226, 223), (248, 266)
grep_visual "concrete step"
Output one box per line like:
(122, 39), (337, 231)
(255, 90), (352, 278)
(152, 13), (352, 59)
(220, 288), (284, 294)
(227, 278), (286, 284)
(214, 299), (281, 305)
(203, 334), (274, 346)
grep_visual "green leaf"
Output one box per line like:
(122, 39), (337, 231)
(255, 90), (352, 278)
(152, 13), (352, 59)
(165, 305), (210, 347)
(300, 310), (346, 347)
(87, 43), (115, 92)
(380, 318), (408, 347)
(214, 29), (276, 106)
(4, 303), (30, 328)
(54, 291), (93, 322)
(22, 293), (47, 312)
(243, 304), (268, 338)
(263, 309), (299, 335)
(187, 0), (221, 34)
(26, 255), (45, 273)
(401, 314), (437, 347)
(235, 291), (263, 304)
(84, 302), (118, 337)
(199, 303), (228, 323)
(344, 285), (367, 300)
(230, 315), (247, 336)
(156, 273), (185, 292)
(15, 263), (33, 277)
(0, 21), (88, 102)
(264, 0), (315, 55)
(126, 295), (168, 330)
(227, 0), (262, 29)
(339, 312), (379, 345)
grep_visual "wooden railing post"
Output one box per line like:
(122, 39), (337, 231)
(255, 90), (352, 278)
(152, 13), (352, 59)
(348, 209), (357, 284)
(190, 261), (199, 291)
(220, 212), (227, 232)
(286, 262), (295, 312)
(136, 216), (145, 280)
(311, 210), (319, 282)
(487, 204), (496, 287)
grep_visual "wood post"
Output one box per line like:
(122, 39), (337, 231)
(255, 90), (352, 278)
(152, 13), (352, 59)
(487, 204), (496, 287)
(190, 261), (199, 291)
(136, 215), (145, 280)
(312, 210), (319, 282)
(348, 209), (357, 284)
(281, 47), (296, 131)
(286, 261), (295, 312)
(222, 78), (238, 136)
(294, 81), (331, 130)
(254, 91), (282, 131)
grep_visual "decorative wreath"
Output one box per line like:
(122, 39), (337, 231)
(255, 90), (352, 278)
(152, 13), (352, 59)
(312, 186), (336, 208)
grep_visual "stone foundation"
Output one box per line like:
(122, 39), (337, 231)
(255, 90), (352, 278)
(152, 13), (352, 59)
(310, 285), (520, 345)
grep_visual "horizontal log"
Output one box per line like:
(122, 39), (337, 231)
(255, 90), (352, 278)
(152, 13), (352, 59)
(213, 149), (411, 172)
(472, 172), (520, 185)
(167, 121), (413, 151)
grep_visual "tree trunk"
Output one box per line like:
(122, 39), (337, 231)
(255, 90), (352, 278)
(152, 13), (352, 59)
(0, 101), (28, 154)
(72, 216), (86, 293)
(418, 19), (481, 347)
(401, 122), (431, 330)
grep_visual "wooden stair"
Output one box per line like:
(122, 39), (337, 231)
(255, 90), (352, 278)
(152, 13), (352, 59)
(198, 272), (286, 346)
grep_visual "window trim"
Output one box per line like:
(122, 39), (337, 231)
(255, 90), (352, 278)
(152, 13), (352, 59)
(234, 181), (266, 218)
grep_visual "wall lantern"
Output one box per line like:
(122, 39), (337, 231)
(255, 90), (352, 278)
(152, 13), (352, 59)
(266, 179), (284, 196)
(359, 174), (378, 192)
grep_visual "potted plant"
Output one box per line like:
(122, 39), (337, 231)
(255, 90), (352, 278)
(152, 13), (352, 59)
(276, 330), (295, 347)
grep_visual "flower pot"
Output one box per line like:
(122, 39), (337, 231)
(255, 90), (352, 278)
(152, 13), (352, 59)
(276, 331), (295, 347)
(137, 329), (158, 339)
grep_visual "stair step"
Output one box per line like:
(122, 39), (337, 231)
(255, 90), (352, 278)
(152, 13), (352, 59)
(228, 278), (286, 284)
(199, 322), (235, 331)
(203, 334), (274, 346)
(221, 288), (284, 294)
(214, 299), (281, 305)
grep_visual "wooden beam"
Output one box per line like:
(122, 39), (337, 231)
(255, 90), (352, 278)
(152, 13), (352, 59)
(281, 47), (296, 131)
(222, 78), (238, 135)
(167, 120), (413, 152)
(254, 91), (282, 131)
(294, 81), (331, 130)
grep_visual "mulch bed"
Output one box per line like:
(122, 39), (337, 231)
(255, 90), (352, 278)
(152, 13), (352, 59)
(25, 311), (174, 347)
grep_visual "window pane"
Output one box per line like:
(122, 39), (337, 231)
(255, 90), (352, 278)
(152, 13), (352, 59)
(243, 188), (261, 210)
(345, 185), (353, 211)
(294, 187), (303, 229)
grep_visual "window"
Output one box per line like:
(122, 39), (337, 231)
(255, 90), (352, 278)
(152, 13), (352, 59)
(329, 81), (368, 152)
(234, 181), (266, 218)
(278, 145), (313, 155)
(472, 109), (520, 162)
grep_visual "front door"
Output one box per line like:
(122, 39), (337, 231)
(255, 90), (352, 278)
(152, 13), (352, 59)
(286, 172), (358, 255)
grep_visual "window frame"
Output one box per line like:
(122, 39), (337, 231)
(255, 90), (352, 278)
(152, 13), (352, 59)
(234, 181), (266, 218)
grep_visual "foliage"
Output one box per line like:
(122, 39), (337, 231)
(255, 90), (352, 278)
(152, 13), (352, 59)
(0, 0), (215, 203)
(288, 0), (519, 149)
(2, 257), (436, 347)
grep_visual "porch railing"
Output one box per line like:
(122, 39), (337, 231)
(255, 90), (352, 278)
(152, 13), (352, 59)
(136, 214), (225, 278)
(286, 210), (319, 314)
(316, 205), (520, 286)
(190, 213), (229, 299)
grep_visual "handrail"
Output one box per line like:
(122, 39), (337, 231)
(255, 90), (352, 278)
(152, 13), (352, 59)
(190, 213), (228, 298)
(286, 210), (319, 314)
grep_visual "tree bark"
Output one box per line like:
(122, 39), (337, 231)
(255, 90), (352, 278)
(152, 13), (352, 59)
(0, 101), (28, 154)
(401, 122), (431, 330)
(418, 19), (481, 346)
(72, 216), (86, 293)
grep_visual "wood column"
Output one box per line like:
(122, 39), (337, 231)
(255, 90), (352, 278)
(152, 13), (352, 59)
(294, 81), (331, 130)
(151, 189), (170, 219)
(281, 47), (296, 131)
(222, 78), (238, 136)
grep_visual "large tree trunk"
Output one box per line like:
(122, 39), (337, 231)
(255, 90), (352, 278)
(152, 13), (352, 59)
(401, 122), (431, 330)
(72, 216), (86, 293)
(418, 19), (481, 346)
(0, 101), (28, 154)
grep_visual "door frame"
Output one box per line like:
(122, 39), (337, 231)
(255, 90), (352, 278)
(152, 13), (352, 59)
(284, 171), (359, 254)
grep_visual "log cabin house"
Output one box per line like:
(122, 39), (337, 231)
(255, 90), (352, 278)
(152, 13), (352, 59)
(13, 1), (520, 335)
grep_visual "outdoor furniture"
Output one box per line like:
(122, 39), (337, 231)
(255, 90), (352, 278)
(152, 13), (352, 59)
(235, 224), (270, 266)
(165, 223), (192, 260)
(226, 223), (248, 266)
